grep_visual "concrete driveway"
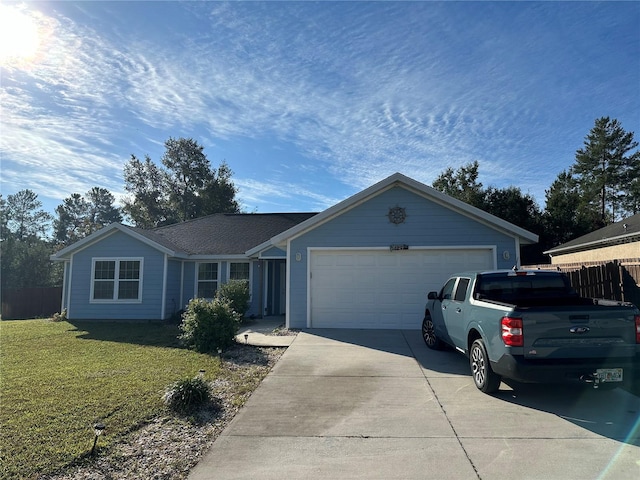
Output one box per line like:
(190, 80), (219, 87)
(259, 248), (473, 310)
(189, 329), (640, 480)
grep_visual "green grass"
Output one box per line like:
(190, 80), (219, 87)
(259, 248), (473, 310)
(0, 319), (226, 480)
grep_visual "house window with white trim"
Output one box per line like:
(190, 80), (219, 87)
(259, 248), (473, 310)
(197, 262), (219, 298)
(229, 262), (250, 281)
(92, 258), (142, 302)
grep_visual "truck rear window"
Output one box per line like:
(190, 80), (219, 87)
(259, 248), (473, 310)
(476, 273), (576, 302)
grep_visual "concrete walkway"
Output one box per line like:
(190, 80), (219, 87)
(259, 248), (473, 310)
(234, 316), (295, 347)
(191, 329), (640, 480)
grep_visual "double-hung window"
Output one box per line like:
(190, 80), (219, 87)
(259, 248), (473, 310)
(91, 258), (142, 302)
(229, 262), (250, 281)
(197, 263), (219, 298)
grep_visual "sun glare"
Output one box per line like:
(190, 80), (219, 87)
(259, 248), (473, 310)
(0, 4), (41, 63)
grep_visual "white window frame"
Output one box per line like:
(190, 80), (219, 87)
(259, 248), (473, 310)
(227, 261), (252, 299)
(196, 262), (220, 299)
(228, 261), (251, 282)
(90, 257), (144, 303)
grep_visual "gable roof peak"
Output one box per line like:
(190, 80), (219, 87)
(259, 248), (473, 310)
(269, 172), (538, 246)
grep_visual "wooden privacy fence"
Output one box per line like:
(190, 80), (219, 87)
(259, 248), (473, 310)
(524, 259), (640, 308)
(1, 287), (63, 320)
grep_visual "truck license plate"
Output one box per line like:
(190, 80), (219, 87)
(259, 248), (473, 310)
(596, 368), (623, 383)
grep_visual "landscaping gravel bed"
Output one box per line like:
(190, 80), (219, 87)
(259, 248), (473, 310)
(40, 344), (287, 480)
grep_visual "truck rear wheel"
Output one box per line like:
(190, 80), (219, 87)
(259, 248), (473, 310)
(470, 339), (501, 393)
(422, 315), (443, 350)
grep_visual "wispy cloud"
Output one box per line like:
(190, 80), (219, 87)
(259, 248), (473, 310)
(1, 1), (638, 214)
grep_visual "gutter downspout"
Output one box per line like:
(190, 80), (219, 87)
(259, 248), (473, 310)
(161, 254), (168, 320)
(66, 255), (74, 318)
(258, 259), (264, 318)
(180, 260), (184, 310)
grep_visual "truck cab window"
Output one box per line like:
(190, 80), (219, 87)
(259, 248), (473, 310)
(454, 278), (470, 302)
(440, 278), (457, 300)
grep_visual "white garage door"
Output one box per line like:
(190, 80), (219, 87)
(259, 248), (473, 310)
(310, 248), (494, 329)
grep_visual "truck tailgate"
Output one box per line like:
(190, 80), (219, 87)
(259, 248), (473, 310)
(520, 305), (637, 359)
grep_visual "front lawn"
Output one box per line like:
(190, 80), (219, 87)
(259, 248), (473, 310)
(0, 319), (263, 480)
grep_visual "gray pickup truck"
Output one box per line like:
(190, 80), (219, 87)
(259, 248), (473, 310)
(422, 269), (640, 393)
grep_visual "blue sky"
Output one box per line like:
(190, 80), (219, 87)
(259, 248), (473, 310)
(1, 1), (639, 218)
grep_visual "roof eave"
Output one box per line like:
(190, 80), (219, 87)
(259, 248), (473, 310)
(269, 173), (539, 246)
(50, 223), (179, 261)
(544, 232), (640, 256)
(245, 239), (275, 258)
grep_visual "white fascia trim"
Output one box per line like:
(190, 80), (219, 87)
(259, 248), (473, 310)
(271, 180), (396, 246)
(404, 183), (538, 244)
(245, 239), (274, 257)
(269, 173), (538, 247)
(189, 254), (249, 260)
(51, 223), (178, 260)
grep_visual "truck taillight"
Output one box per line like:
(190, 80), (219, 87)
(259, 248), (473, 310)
(635, 315), (640, 344)
(501, 316), (523, 346)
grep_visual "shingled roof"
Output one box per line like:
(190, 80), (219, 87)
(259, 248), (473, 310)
(544, 213), (640, 255)
(132, 213), (318, 255)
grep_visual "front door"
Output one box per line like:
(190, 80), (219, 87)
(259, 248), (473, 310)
(264, 259), (286, 316)
(279, 262), (286, 315)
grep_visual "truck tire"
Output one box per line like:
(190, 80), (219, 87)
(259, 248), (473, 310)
(470, 339), (501, 393)
(421, 315), (443, 350)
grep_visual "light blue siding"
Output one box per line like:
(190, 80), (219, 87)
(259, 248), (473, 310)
(260, 246), (286, 258)
(247, 261), (262, 317)
(68, 231), (166, 320)
(287, 186), (521, 328)
(164, 259), (182, 319)
(181, 262), (196, 309)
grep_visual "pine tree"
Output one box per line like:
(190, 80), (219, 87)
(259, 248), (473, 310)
(572, 117), (639, 223)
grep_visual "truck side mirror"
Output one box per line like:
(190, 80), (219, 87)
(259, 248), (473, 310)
(427, 291), (438, 300)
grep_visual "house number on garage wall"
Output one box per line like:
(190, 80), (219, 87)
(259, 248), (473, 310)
(388, 206), (406, 225)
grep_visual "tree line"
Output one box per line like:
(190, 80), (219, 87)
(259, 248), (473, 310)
(433, 116), (639, 262)
(1, 137), (240, 290)
(1, 117), (638, 291)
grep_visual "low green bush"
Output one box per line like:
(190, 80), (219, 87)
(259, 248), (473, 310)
(162, 376), (211, 414)
(179, 298), (241, 353)
(216, 280), (250, 317)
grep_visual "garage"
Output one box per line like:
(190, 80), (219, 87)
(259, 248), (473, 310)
(267, 173), (538, 330)
(309, 247), (494, 329)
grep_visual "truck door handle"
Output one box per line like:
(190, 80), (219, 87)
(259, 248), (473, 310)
(456, 308), (462, 313)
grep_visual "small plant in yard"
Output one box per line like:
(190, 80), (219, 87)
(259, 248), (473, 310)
(163, 376), (212, 414)
(0, 319), (224, 480)
(51, 308), (68, 322)
(179, 298), (241, 353)
(216, 279), (250, 317)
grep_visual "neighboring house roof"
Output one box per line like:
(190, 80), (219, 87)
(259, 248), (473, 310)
(544, 213), (640, 256)
(268, 172), (539, 248)
(51, 213), (318, 261)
